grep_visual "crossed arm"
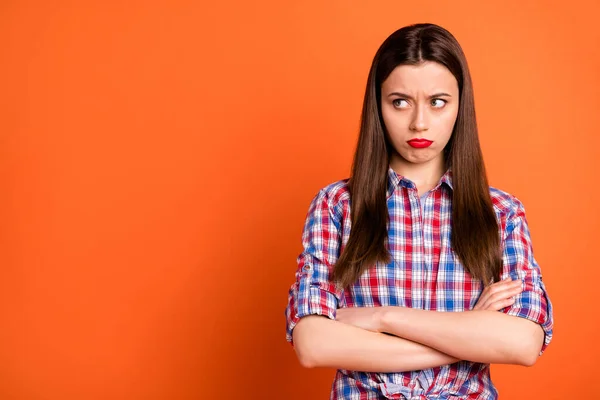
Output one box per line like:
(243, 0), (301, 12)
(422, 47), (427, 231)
(292, 314), (458, 372)
(292, 278), (544, 372)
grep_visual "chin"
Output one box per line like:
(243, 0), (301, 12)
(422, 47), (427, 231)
(405, 147), (444, 163)
(400, 152), (434, 165)
(409, 158), (434, 165)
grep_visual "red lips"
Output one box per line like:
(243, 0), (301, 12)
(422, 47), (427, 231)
(407, 139), (433, 149)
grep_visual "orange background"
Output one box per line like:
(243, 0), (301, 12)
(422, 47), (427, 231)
(1, 1), (598, 399)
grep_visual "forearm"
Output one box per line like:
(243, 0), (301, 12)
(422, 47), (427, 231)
(292, 315), (458, 372)
(380, 307), (544, 366)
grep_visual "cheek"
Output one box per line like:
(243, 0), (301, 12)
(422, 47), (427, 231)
(380, 106), (393, 130)
(437, 107), (458, 124)
(434, 109), (459, 134)
(381, 107), (407, 133)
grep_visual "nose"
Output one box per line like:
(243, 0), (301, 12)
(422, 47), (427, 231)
(409, 104), (429, 132)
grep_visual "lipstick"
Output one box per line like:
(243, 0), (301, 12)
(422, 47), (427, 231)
(407, 138), (433, 149)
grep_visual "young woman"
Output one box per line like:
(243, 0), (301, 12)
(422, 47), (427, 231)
(284, 23), (554, 399)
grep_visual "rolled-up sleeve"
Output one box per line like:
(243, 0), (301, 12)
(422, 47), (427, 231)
(285, 189), (343, 345)
(500, 198), (554, 355)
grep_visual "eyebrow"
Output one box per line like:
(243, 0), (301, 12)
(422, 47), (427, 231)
(387, 92), (452, 99)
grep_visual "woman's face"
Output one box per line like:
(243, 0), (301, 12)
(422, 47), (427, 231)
(380, 61), (459, 169)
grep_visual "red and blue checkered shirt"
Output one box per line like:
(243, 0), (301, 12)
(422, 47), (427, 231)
(285, 167), (554, 400)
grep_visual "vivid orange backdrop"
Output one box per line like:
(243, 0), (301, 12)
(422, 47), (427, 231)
(1, 1), (598, 399)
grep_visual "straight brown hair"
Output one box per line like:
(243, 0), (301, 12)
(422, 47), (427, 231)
(332, 23), (502, 288)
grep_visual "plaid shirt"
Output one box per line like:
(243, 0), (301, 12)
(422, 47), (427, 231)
(285, 167), (554, 400)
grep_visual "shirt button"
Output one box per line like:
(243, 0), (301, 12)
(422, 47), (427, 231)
(303, 265), (311, 271)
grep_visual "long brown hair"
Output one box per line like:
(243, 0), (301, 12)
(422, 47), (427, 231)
(332, 23), (502, 288)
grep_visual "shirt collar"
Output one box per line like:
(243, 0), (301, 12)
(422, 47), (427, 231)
(386, 166), (454, 199)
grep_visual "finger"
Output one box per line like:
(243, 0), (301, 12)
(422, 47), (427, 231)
(481, 280), (514, 297)
(495, 284), (523, 297)
(493, 278), (522, 289)
(477, 279), (523, 308)
(495, 277), (521, 285)
(485, 279), (521, 297)
(488, 296), (516, 311)
(477, 283), (522, 309)
(485, 285), (523, 306)
(510, 279), (523, 287)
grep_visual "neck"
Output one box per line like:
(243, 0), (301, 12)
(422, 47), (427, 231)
(390, 153), (446, 195)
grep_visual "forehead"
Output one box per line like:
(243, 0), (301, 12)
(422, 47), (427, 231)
(381, 61), (458, 93)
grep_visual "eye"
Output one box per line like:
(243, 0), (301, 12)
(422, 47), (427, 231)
(392, 99), (409, 108)
(431, 98), (447, 108)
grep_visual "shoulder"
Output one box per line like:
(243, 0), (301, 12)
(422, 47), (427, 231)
(489, 186), (524, 213)
(488, 186), (527, 228)
(309, 178), (351, 217)
(317, 178), (351, 207)
(320, 178), (351, 202)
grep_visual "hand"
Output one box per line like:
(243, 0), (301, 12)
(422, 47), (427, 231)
(335, 306), (385, 332)
(473, 278), (523, 311)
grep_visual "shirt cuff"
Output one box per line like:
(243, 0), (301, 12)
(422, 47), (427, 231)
(285, 279), (340, 345)
(502, 277), (553, 355)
